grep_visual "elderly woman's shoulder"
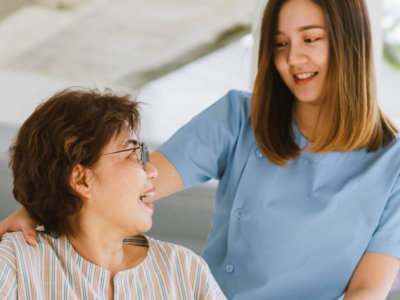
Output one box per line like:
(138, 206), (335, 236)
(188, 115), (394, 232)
(0, 232), (31, 264)
(0, 231), (57, 253)
(146, 236), (209, 269)
(147, 236), (201, 258)
(0, 231), (30, 248)
(141, 237), (226, 299)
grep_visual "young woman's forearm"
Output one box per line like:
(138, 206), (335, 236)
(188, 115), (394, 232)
(343, 288), (387, 300)
(344, 252), (400, 300)
(146, 151), (184, 201)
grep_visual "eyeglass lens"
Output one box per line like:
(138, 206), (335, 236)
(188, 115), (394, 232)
(140, 143), (149, 167)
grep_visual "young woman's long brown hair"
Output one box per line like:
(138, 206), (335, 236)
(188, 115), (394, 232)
(252, 0), (398, 166)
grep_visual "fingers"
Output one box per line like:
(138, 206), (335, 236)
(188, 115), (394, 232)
(0, 217), (14, 241)
(22, 225), (38, 246)
(0, 206), (38, 246)
(0, 222), (8, 240)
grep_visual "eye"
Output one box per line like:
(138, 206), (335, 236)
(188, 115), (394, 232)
(274, 41), (288, 48)
(126, 148), (137, 159)
(305, 38), (320, 43)
(130, 148), (138, 156)
(128, 148), (142, 162)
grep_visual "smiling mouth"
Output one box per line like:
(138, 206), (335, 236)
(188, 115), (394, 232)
(294, 72), (318, 79)
(139, 192), (155, 201)
(293, 72), (318, 84)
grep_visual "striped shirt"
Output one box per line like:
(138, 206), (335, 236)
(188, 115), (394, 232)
(0, 232), (226, 299)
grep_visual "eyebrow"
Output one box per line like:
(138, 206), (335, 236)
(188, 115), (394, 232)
(122, 139), (139, 148)
(276, 25), (324, 35)
(299, 25), (324, 31)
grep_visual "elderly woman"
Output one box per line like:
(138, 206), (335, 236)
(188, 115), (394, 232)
(0, 88), (225, 299)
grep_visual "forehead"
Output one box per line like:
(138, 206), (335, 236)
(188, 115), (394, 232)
(277, 0), (325, 31)
(109, 126), (138, 149)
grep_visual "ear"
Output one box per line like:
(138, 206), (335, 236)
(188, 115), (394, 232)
(70, 164), (92, 199)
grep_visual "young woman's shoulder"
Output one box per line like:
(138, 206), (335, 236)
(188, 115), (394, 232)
(224, 89), (252, 102)
(198, 89), (252, 119)
(378, 131), (400, 160)
(217, 89), (252, 114)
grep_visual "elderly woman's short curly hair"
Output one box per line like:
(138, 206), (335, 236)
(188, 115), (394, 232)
(9, 88), (140, 236)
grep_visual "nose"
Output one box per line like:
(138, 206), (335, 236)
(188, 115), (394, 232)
(145, 162), (158, 180)
(287, 43), (307, 66)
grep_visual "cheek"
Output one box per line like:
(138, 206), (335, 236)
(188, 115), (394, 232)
(274, 61), (292, 89)
(273, 54), (283, 73)
(274, 53), (289, 78)
(316, 44), (330, 71)
(121, 166), (147, 191)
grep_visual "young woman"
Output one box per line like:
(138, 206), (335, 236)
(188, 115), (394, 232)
(1, 0), (400, 299)
(0, 89), (225, 299)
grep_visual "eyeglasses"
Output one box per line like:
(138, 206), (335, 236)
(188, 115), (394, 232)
(102, 142), (149, 168)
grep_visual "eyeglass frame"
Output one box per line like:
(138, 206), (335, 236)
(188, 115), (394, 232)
(102, 142), (149, 168)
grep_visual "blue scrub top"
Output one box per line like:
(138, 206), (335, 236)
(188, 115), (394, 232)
(157, 90), (400, 300)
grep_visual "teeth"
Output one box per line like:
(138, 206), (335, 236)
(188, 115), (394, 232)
(295, 72), (316, 79)
(140, 192), (155, 200)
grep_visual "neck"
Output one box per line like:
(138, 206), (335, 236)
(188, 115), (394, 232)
(67, 214), (147, 277)
(294, 100), (321, 140)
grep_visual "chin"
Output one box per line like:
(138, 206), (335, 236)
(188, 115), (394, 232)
(295, 96), (321, 105)
(123, 218), (152, 236)
(138, 220), (153, 234)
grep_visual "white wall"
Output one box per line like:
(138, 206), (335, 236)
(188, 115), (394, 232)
(367, 0), (383, 71)
(366, 0), (385, 107)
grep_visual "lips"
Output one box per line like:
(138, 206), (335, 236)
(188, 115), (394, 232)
(140, 187), (155, 201)
(139, 193), (154, 211)
(139, 191), (154, 200)
(141, 200), (154, 209)
(293, 72), (318, 85)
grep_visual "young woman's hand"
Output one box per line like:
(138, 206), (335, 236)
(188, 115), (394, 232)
(0, 206), (37, 246)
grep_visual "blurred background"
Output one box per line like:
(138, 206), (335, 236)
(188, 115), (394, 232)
(0, 0), (399, 297)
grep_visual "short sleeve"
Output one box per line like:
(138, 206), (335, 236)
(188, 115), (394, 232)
(366, 172), (400, 258)
(0, 239), (18, 299)
(157, 90), (249, 188)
